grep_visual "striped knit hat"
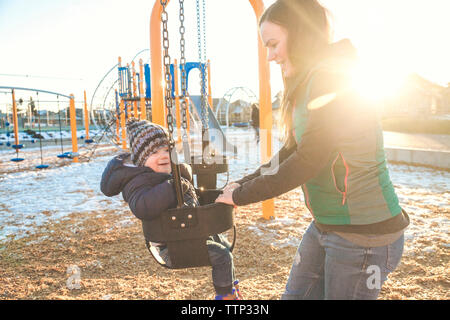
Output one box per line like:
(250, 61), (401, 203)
(126, 118), (169, 167)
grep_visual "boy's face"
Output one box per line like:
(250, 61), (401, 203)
(144, 146), (172, 174)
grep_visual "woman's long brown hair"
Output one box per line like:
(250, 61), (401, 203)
(259, 0), (332, 146)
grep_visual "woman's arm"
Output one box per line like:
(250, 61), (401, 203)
(231, 75), (347, 207)
(234, 135), (296, 185)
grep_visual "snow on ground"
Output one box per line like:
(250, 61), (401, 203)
(0, 127), (448, 257)
(389, 164), (449, 256)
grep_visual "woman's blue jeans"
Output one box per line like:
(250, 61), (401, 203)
(281, 222), (404, 300)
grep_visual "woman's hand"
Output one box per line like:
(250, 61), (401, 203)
(215, 188), (235, 206)
(223, 182), (240, 193)
(215, 182), (240, 206)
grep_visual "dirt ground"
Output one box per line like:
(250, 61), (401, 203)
(0, 188), (448, 300)
(0, 143), (448, 300)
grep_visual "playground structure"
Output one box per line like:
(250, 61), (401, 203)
(214, 86), (259, 127)
(1, 0), (275, 218)
(148, 0), (274, 219)
(0, 86), (95, 169)
(107, 55), (238, 151)
(90, 0), (275, 219)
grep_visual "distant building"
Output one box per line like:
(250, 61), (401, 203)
(229, 99), (251, 124)
(214, 98), (251, 125)
(213, 92), (284, 126)
(383, 73), (449, 117)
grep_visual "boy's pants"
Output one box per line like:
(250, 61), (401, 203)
(159, 234), (235, 291)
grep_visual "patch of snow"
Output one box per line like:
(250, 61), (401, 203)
(0, 127), (448, 256)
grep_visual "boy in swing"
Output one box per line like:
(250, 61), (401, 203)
(100, 118), (242, 300)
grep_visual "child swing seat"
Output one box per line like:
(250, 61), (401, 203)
(142, 189), (235, 269)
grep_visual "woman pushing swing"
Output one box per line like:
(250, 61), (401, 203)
(216, 0), (409, 300)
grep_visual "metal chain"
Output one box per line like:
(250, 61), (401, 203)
(178, 0), (188, 133)
(178, 0), (191, 163)
(160, 0), (184, 207)
(202, 0), (207, 63)
(196, 0), (209, 130)
(196, 0), (202, 62)
(160, 0), (174, 140)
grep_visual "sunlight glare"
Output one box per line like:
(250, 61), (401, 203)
(350, 59), (407, 102)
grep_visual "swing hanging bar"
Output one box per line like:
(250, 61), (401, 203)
(0, 86), (72, 99)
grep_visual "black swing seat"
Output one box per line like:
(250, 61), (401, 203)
(142, 189), (235, 269)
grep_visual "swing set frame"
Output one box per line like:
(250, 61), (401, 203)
(0, 86), (81, 164)
(149, 0), (275, 220)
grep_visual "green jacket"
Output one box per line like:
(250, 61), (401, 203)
(233, 40), (402, 226)
(291, 69), (402, 225)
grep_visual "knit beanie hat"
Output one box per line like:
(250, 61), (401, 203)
(126, 118), (170, 167)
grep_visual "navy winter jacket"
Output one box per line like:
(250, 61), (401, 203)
(100, 153), (197, 221)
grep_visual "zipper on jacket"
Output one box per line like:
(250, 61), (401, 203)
(331, 152), (349, 205)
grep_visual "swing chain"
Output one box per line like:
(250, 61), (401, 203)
(178, 0), (188, 133)
(160, 0), (174, 139)
(196, 0), (209, 131)
(160, 0), (184, 208)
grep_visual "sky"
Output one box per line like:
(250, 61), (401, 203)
(0, 0), (449, 111)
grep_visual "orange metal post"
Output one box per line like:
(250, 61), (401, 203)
(173, 59), (182, 144)
(207, 60), (213, 110)
(138, 59), (147, 120)
(83, 90), (90, 141)
(120, 99), (127, 150)
(249, 0), (274, 220)
(69, 94), (79, 163)
(150, 1), (167, 126)
(131, 61), (139, 118)
(11, 89), (20, 147)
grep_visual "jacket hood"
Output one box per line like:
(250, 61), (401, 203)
(286, 39), (358, 100)
(323, 39), (357, 62)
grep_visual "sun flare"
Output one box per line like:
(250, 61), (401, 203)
(349, 59), (408, 102)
